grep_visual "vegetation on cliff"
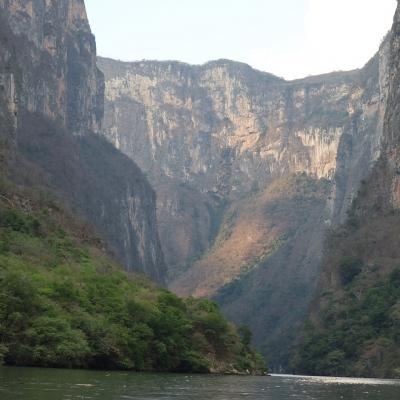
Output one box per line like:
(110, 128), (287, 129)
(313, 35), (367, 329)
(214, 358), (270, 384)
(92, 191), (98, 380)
(292, 163), (400, 378)
(209, 173), (330, 369)
(293, 4), (400, 378)
(293, 265), (400, 378)
(0, 177), (265, 374)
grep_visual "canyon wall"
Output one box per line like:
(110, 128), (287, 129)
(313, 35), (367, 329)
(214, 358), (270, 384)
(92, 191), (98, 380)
(98, 38), (390, 366)
(99, 44), (389, 273)
(0, 0), (166, 283)
(294, 2), (400, 378)
(0, 0), (103, 135)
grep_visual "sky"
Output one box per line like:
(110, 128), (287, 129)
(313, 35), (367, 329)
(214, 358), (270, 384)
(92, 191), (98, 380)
(85, 0), (397, 80)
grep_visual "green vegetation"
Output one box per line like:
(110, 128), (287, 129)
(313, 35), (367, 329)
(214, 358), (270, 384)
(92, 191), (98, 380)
(202, 173), (332, 369)
(0, 181), (266, 374)
(293, 269), (400, 378)
(293, 158), (400, 378)
(339, 257), (363, 286)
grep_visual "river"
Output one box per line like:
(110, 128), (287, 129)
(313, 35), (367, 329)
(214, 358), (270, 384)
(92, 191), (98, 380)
(0, 367), (399, 399)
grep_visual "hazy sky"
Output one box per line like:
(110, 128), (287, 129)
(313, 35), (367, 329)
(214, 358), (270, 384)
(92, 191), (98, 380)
(85, 0), (396, 80)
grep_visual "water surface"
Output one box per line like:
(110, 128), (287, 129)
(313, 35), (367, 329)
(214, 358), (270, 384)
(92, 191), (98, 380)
(0, 367), (399, 399)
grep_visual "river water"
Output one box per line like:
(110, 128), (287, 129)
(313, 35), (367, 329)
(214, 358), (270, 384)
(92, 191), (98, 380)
(0, 367), (399, 399)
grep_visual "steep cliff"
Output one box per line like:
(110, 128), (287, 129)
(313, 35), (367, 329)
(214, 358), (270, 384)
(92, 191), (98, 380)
(0, 11), (18, 149)
(0, 0), (103, 135)
(0, 0), (166, 282)
(99, 50), (389, 218)
(293, 2), (400, 378)
(98, 38), (390, 366)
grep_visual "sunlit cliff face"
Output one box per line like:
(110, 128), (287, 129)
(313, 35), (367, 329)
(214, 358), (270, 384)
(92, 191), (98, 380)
(100, 38), (390, 239)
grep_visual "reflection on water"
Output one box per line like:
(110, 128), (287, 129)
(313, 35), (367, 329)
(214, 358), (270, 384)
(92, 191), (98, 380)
(273, 374), (400, 386)
(0, 367), (399, 400)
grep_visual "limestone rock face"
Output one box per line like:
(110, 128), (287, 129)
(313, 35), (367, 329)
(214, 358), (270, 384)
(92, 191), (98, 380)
(328, 38), (391, 225)
(99, 46), (388, 276)
(0, 11), (20, 153)
(98, 40), (390, 366)
(385, 2), (400, 208)
(0, 0), (166, 283)
(0, 0), (103, 135)
(100, 59), (349, 190)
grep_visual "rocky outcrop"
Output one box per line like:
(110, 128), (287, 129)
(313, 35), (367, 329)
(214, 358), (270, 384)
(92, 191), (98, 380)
(0, 0), (166, 283)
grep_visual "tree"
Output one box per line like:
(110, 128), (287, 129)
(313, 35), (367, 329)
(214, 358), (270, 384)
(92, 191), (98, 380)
(238, 325), (252, 347)
(339, 257), (362, 285)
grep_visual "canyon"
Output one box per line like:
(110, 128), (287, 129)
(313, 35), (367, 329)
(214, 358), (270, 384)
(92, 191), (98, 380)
(1, 0), (399, 374)
(98, 33), (390, 366)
